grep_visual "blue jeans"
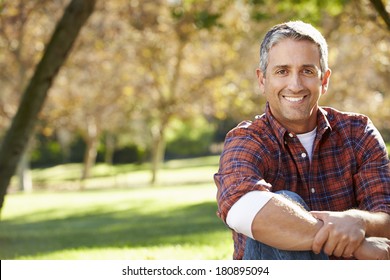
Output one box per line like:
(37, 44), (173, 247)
(242, 190), (328, 260)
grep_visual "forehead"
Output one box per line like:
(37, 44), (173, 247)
(268, 38), (321, 67)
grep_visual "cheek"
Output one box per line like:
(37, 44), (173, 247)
(307, 78), (323, 88)
(265, 80), (284, 95)
(300, 79), (322, 94)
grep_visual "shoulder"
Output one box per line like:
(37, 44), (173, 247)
(225, 115), (275, 150)
(322, 107), (370, 122)
(322, 107), (386, 150)
(321, 107), (371, 130)
(227, 114), (268, 136)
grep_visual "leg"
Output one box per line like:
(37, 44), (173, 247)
(243, 237), (328, 260)
(242, 190), (328, 260)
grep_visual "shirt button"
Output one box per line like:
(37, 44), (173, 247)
(289, 133), (294, 137)
(301, 152), (307, 158)
(311, 188), (315, 193)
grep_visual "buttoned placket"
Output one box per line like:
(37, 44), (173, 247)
(284, 132), (312, 196)
(307, 125), (331, 207)
(272, 108), (332, 210)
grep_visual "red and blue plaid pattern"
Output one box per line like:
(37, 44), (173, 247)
(214, 103), (390, 259)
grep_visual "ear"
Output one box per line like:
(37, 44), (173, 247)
(256, 68), (266, 94)
(321, 69), (331, 95)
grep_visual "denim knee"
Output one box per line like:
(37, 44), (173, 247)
(274, 190), (309, 211)
(243, 190), (328, 260)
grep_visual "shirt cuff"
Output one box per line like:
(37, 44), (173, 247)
(226, 191), (274, 239)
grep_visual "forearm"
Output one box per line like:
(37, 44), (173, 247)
(251, 194), (322, 251)
(310, 209), (390, 257)
(354, 237), (390, 260)
(349, 210), (390, 238)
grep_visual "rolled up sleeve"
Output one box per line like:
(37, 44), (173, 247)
(214, 123), (272, 224)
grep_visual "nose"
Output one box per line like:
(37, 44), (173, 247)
(287, 73), (304, 93)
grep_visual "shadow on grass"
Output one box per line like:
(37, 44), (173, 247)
(0, 201), (227, 259)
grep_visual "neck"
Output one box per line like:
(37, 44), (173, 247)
(281, 117), (317, 134)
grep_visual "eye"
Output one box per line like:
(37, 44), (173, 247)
(302, 68), (318, 76)
(303, 69), (314, 75)
(275, 69), (288, 75)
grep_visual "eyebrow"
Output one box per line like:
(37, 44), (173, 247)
(302, 64), (320, 69)
(272, 64), (319, 69)
(271, 64), (320, 73)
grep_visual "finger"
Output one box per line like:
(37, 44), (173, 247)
(322, 236), (339, 256)
(342, 234), (365, 258)
(342, 245), (355, 259)
(342, 238), (357, 258)
(332, 236), (349, 257)
(312, 226), (329, 254)
(319, 222), (341, 256)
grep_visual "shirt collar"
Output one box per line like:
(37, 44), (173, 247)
(317, 107), (333, 135)
(264, 102), (332, 143)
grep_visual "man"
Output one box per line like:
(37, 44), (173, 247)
(214, 21), (390, 260)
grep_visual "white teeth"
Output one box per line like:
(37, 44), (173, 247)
(284, 96), (304, 102)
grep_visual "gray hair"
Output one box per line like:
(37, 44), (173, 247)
(259, 21), (328, 78)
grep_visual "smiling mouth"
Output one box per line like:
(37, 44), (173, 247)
(283, 96), (306, 102)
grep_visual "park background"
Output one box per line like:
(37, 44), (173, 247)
(0, 0), (389, 260)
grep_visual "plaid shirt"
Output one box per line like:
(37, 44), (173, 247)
(214, 103), (390, 260)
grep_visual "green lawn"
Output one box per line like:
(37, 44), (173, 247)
(0, 156), (233, 260)
(1, 144), (389, 260)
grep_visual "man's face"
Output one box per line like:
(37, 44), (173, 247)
(257, 38), (331, 133)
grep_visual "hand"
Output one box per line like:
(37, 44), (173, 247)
(310, 210), (365, 258)
(354, 237), (390, 260)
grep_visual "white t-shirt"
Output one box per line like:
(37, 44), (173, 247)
(226, 127), (317, 238)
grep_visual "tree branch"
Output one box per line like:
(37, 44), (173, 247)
(369, 0), (390, 31)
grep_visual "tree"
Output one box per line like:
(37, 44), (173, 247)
(317, 0), (390, 136)
(0, 0), (96, 213)
(0, 0), (66, 192)
(369, 0), (390, 31)
(45, 0), (137, 181)
(126, 0), (242, 185)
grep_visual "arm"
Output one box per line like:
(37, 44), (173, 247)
(354, 237), (390, 260)
(358, 211), (390, 259)
(309, 118), (390, 258)
(311, 210), (390, 258)
(251, 194), (323, 251)
(362, 211), (390, 238)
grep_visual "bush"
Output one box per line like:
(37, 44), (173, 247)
(165, 117), (215, 159)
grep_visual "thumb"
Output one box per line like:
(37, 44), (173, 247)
(310, 211), (329, 220)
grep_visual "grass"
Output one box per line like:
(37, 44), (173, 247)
(23, 156), (221, 190)
(2, 144), (388, 260)
(0, 156), (233, 260)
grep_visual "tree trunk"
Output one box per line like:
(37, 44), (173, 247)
(81, 115), (99, 183)
(149, 39), (185, 186)
(150, 124), (166, 186)
(104, 133), (115, 165)
(17, 145), (33, 193)
(0, 0), (96, 214)
(81, 136), (98, 182)
(57, 128), (73, 163)
(369, 0), (390, 31)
